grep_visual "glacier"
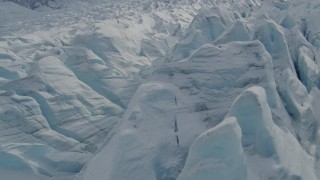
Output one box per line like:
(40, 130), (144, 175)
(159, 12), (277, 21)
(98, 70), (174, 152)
(0, 0), (320, 179)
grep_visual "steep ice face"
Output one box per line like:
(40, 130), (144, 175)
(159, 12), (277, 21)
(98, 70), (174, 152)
(178, 86), (317, 180)
(226, 86), (317, 180)
(254, 19), (296, 76)
(226, 87), (276, 157)
(297, 46), (320, 92)
(214, 20), (251, 44)
(177, 117), (247, 180)
(167, 6), (235, 62)
(277, 69), (319, 153)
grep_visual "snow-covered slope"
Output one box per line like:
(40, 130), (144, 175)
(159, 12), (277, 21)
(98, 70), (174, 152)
(1, 0), (320, 179)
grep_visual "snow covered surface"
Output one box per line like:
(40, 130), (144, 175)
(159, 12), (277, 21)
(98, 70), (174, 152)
(0, 0), (320, 179)
(177, 117), (247, 180)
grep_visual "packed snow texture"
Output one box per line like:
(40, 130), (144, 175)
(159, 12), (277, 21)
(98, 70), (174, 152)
(0, 0), (320, 179)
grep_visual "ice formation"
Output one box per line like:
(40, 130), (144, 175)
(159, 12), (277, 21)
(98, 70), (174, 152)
(0, 0), (320, 179)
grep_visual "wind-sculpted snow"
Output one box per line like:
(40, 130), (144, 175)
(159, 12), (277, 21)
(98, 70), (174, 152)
(1, 0), (320, 179)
